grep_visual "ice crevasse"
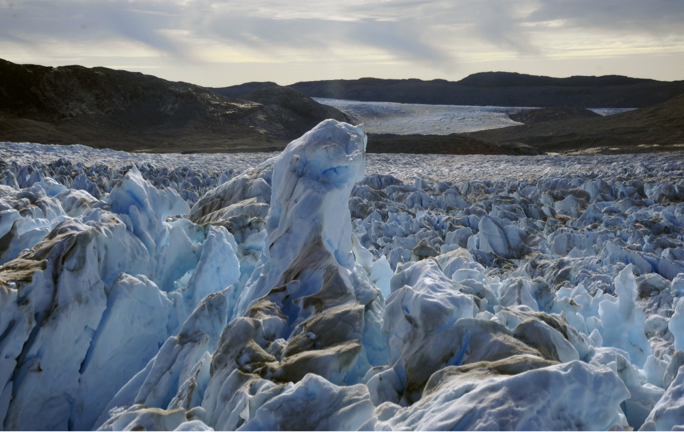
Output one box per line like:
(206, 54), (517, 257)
(2, 119), (684, 430)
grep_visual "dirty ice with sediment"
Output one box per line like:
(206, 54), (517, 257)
(1, 118), (684, 431)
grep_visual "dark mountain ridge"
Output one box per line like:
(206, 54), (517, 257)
(0, 59), (347, 152)
(237, 85), (348, 138)
(457, 72), (654, 88)
(287, 73), (684, 108)
(209, 81), (279, 99)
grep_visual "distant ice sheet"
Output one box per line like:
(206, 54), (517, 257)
(314, 98), (529, 135)
(315, 98), (637, 135)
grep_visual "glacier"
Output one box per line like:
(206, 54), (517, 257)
(312, 98), (635, 136)
(2, 120), (684, 430)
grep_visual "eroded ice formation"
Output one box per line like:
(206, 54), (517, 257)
(3, 122), (684, 430)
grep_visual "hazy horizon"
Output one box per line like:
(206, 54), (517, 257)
(2, 0), (684, 87)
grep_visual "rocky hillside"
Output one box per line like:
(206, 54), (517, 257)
(237, 85), (349, 138)
(209, 81), (279, 98)
(289, 72), (684, 108)
(509, 106), (601, 125)
(469, 94), (684, 153)
(0, 59), (347, 152)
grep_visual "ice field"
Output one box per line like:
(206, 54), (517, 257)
(313, 98), (527, 135)
(2, 120), (684, 430)
(313, 98), (635, 135)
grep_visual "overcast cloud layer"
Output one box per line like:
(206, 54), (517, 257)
(1, 0), (683, 86)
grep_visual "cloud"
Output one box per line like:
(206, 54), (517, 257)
(525, 0), (684, 36)
(202, 14), (454, 69)
(0, 1), (178, 54)
(1, 0), (682, 80)
(463, 1), (540, 55)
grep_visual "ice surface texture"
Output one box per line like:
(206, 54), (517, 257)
(2, 121), (684, 430)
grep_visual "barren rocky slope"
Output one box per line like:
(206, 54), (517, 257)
(509, 107), (601, 124)
(469, 94), (684, 154)
(0, 59), (347, 153)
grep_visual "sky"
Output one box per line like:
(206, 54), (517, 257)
(2, 0), (684, 87)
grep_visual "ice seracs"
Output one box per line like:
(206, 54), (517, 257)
(195, 120), (391, 430)
(3, 121), (684, 430)
(1, 212), (149, 430)
(367, 360), (629, 431)
(0, 167), (240, 431)
(238, 373), (375, 431)
(599, 265), (652, 368)
(237, 119), (367, 311)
